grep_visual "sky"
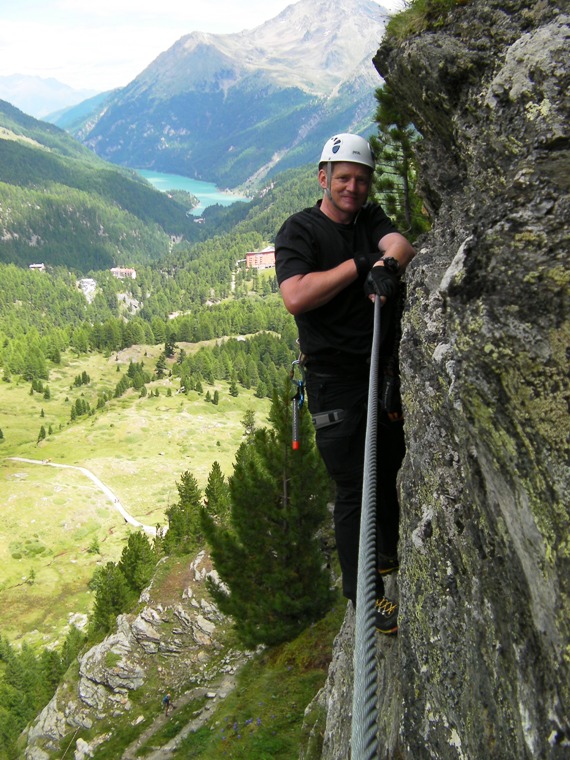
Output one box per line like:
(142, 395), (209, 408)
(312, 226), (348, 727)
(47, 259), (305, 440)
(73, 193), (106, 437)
(0, 0), (405, 92)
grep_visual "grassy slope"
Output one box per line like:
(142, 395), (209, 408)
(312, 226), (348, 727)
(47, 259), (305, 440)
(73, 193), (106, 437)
(0, 343), (271, 647)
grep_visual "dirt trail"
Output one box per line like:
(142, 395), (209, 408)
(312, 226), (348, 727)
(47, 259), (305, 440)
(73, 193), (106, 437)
(121, 673), (239, 759)
(7, 457), (157, 536)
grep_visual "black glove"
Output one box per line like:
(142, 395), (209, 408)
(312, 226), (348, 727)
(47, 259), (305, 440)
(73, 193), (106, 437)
(353, 251), (382, 279)
(364, 265), (399, 300)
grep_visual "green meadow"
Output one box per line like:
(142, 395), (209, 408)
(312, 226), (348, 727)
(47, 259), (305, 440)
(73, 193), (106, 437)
(0, 343), (272, 648)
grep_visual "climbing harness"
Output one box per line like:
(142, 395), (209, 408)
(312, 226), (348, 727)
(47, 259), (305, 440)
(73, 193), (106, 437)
(290, 357), (305, 450)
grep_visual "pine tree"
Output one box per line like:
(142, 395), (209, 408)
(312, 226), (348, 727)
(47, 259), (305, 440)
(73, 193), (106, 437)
(202, 384), (334, 647)
(163, 471), (203, 554)
(118, 531), (156, 593)
(371, 82), (431, 240)
(164, 333), (177, 358)
(40, 648), (63, 694)
(90, 562), (132, 635)
(155, 353), (167, 379)
(204, 461), (231, 526)
(60, 625), (85, 672)
(241, 409), (256, 438)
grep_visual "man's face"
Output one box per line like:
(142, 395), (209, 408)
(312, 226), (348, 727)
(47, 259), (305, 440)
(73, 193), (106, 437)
(319, 161), (372, 222)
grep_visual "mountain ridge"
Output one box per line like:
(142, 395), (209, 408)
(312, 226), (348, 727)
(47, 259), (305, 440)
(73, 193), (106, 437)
(139, 0), (389, 97)
(59, 0), (389, 188)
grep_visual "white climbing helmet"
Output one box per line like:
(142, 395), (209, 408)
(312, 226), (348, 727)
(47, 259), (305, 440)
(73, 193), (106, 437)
(319, 133), (375, 169)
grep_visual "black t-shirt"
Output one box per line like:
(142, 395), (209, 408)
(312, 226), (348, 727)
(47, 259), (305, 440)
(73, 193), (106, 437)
(275, 201), (398, 371)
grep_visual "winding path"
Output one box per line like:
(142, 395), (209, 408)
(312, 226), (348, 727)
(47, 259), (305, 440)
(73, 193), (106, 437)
(7, 457), (157, 536)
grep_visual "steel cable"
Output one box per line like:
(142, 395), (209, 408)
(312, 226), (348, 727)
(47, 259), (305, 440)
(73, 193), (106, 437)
(351, 297), (382, 759)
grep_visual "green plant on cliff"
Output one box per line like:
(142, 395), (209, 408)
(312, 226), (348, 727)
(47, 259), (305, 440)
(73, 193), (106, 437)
(202, 384), (334, 648)
(371, 82), (431, 240)
(386, 0), (462, 39)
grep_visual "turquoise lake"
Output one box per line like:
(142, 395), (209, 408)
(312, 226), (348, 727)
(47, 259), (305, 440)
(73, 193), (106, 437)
(136, 169), (249, 215)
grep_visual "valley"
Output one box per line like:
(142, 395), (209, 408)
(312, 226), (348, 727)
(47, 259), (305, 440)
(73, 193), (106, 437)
(0, 341), (272, 648)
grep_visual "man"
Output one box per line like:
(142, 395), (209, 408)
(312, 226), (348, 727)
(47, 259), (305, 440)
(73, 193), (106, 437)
(275, 133), (415, 634)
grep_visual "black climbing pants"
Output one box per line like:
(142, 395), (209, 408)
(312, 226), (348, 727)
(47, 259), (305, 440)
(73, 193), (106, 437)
(305, 369), (405, 603)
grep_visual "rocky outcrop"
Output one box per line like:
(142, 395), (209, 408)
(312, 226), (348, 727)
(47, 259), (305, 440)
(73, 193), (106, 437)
(307, 2), (569, 758)
(22, 551), (251, 759)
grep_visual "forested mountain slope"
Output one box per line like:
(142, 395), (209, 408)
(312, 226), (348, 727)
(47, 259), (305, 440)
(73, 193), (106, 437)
(0, 162), (318, 391)
(0, 100), (202, 272)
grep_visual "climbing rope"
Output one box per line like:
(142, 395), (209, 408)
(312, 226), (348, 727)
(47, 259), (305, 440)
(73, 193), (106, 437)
(351, 297), (382, 759)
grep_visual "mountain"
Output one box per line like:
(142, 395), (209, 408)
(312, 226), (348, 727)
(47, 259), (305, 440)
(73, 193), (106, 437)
(0, 74), (98, 119)
(0, 100), (203, 272)
(45, 89), (117, 130)
(56, 0), (389, 189)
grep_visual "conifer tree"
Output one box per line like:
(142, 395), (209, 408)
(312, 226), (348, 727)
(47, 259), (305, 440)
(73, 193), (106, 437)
(60, 625), (85, 672)
(155, 353), (167, 378)
(202, 383), (334, 647)
(90, 562), (131, 635)
(241, 409), (256, 438)
(164, 333), (177, 358)
(371, 82), (430, 240)
(118, 531), (156, 593)
(204, 461), (231, 526)
(40, 648), (63, 693)
(164, 471), (203, 554)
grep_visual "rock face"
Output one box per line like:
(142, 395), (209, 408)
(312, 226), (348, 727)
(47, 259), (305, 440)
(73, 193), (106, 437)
(22, 552), (249, 759)
(309, 2), (569, 758)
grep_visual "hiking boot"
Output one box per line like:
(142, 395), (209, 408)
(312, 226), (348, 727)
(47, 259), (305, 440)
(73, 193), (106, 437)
(377, 553), (399, 576)
(375, 596), (398, 635)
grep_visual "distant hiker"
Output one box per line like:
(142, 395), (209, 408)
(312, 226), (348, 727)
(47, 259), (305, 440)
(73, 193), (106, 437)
(275, 133), (416, 635)
(162, 693), (172, 716)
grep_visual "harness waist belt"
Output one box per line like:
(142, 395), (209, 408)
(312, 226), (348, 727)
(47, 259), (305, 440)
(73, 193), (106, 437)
(311, 409), (344, 430)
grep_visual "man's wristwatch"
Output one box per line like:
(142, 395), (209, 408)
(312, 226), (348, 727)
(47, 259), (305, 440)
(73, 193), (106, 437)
(379, 256), (400, 275)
